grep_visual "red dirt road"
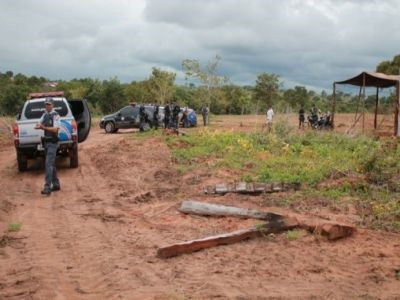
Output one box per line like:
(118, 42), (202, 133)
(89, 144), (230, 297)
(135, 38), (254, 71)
(0, 124), (399, 299)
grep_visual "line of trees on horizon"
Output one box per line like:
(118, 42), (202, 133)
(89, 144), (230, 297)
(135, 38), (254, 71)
(1, 54), (398, 116)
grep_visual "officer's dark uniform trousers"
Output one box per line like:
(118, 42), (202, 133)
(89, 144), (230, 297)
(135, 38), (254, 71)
(42, 112), (60, 191)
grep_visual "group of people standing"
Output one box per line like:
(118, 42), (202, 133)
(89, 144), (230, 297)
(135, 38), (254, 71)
(163, 103), (182, 130)
(139, 103), (210, 132)
(138, 102), (181, 131)
(298, 104), (331, 129)
(265, 104), (331, 131)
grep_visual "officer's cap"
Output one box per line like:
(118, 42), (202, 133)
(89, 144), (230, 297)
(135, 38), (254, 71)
(45, 97), (54, 105)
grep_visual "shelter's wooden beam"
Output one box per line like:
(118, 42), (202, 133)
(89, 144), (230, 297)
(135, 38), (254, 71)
(374, 87), (379, 129)
(395, 81), (400, 136)
(362, 73), (366, 133)
(354, 85), (362, 123)
(332, 82), (336, 129)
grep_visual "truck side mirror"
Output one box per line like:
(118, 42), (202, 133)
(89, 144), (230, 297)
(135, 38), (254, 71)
(16, 113), (21, 120)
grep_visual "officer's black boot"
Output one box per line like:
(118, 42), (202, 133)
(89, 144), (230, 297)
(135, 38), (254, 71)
(41, 189), (51, 195)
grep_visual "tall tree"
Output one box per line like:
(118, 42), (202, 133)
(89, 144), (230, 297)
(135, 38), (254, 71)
(223, 85), (251, 114)
(0, 84), (29, 115)
(283, 86), (308, 108)
(376, 54), (400, 75)
(98, 78), (125, 114)
(148, 68), (176, 104)
(182, 55), (228, 109)
(254, 73), (279, 108)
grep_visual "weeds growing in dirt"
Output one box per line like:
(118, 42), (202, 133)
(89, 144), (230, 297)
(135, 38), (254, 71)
(131, 128), (163, 140)
(167, 124), (386, 185)
(8, 222), (22, 232)
(285, 229), (303, 241)
(164, 122), (400, 231)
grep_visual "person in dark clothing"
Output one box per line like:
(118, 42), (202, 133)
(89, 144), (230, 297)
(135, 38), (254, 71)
(139, 105), (150, 132)
(310, 104), (319, 129)
(182, 107), (190, 128)
(299, 106), (305, 129)
(164, 103), (171, 129)
(35, 98), (60, 195)
(153, 105), (159, 130)
(201, 104), (209, 126)
(172, 103), (181, 129)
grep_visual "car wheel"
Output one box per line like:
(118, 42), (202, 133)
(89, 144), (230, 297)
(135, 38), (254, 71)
(105, 122), (115, 133)
(70, 144), (78, 168)
(17, 152), (28, 172)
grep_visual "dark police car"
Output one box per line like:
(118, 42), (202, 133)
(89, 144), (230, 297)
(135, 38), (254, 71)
(99, 104), (164, 133)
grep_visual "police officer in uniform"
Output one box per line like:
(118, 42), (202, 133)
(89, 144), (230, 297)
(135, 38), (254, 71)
(201, 104), (209, 126)
(35, 98), (60, 195)
(164, 103), (171, 129)
(172, 103), (181, 129)
(139, 105), (150, 132)
(153, 105), (159, 130)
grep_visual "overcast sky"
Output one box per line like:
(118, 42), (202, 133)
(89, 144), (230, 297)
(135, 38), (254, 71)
(1, 0), (399, 91)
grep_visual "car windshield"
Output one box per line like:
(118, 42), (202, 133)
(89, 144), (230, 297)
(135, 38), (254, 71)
(24, 100), (69, 119)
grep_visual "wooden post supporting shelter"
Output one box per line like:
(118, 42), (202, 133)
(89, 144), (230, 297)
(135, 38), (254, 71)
(332, 82), (336, 129)
(396, 81), (400, 136)
(362, 72), (366, 133)
(332, 71), (400, 136)
(374, 87), (379, 129)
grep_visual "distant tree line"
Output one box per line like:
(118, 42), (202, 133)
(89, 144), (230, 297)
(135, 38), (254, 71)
(1, 54), (398, 116)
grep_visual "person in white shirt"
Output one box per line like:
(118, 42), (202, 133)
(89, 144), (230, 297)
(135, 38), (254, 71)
(266, 106), (274, 132)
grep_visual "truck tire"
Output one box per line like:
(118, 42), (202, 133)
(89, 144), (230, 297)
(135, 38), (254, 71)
(17, 153), (28, 172)
(70, 144), (78, 168)
(105, 122), (115, 134)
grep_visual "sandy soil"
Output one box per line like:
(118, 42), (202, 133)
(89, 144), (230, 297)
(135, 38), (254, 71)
(0, 118), (399, 299)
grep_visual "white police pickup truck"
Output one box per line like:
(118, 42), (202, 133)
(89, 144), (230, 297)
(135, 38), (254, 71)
(13, 91), (91, 171)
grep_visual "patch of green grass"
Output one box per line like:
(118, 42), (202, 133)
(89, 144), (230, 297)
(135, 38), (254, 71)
(8, 222), (22, 232)
(176, 165), (189, 175)
(166, 122), (400, 231)
(285, 229), (303, 241)
(357, 187), (400, 231)
(131, 128), (163, 140)
(168, 125), (385, 186)
(310, 186), (353, 200)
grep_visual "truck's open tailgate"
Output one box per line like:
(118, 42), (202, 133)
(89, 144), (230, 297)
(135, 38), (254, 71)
(17, 120), (44, 145)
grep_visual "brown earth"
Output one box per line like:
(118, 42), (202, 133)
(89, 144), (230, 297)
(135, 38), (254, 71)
(0, 116), (399, 299)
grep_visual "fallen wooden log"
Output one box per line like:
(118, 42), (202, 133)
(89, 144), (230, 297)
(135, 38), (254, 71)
(179, 200), (287, 223)
(204, 182), (301, 195)
(299, 221), (355, 240)
(157, 218), (298, 258)
(179, 200), (355, 241)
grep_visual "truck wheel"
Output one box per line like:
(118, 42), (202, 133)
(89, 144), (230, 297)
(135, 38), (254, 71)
(17, 153), (28, 172)
(105, 122), (115, 133)
(70, 144), (78, 168)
